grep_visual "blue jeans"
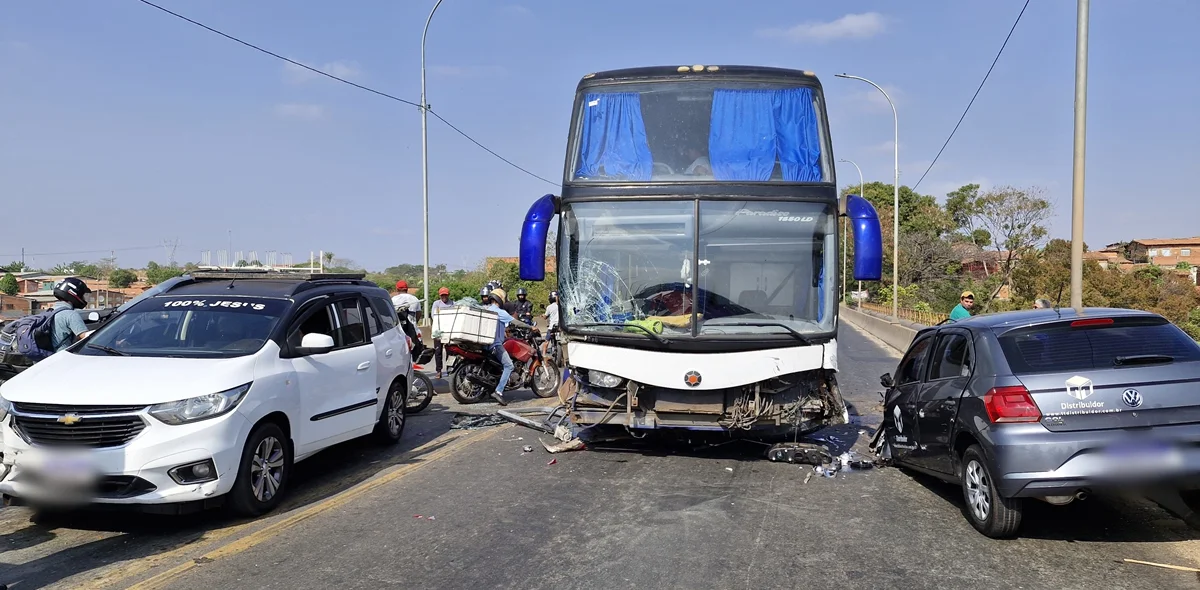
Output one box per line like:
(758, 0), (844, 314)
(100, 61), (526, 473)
(490, 343), (514, 394)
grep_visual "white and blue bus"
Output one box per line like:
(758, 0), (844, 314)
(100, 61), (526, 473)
(519, 65), (883, 437)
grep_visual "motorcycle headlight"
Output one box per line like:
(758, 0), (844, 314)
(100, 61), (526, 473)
(149, 383), (251, 426)
(587, 370), (625, 389)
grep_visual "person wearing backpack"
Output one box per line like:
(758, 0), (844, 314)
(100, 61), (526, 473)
(48, 277), (91, 352)
(7, 276), (91, 362)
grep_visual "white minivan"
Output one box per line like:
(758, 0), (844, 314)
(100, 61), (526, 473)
(0, 271), (412, 516)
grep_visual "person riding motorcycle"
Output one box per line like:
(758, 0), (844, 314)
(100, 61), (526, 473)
(513, 288), (534, 324)
(480, 286), (535, 406)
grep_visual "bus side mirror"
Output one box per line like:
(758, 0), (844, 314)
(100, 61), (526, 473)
(519, 194), (559, 281)
(846, 194), (883, 281)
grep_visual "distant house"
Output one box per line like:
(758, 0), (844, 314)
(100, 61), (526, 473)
(0, 294), (34, 320)
(1126, 237), (1200, 267)
(1083, 249), (1130, 270)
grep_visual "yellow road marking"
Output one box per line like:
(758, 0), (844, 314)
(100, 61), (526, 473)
(77, 424), (507, 590)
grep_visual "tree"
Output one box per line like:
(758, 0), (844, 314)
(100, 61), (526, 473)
(108, 268), (138, 288)
(145, 262), (184, 285)
(0, 262), (27, 273)
(0, 273), (17, 296)
(953, 185), (1052, 309)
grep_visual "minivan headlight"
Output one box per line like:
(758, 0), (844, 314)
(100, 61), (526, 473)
(149, 383), (251, 425)
(0, 394), (9, 421)
(587, 370), (625, 389)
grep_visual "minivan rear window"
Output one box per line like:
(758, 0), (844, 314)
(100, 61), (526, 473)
(997, 317), (1200, 374)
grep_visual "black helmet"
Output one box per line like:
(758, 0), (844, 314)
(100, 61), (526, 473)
(517, 288), (527, 297)
(479, 286), (491, 301)
(54, 277), (91, 309)
(549, 291), (557, 303)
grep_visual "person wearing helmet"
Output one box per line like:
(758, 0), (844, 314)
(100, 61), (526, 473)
(50, 277), (92, 352)
(392, 280), (420, 325)
(513, 288), (533, 324)
(479, 286), (535, 405)
(544, 290), (559, 336)
(430, 286), (455, 378)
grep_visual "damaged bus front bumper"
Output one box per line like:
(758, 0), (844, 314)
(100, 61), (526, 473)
(566, 367), (848, 437)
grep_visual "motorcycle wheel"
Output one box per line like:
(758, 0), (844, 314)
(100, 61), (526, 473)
(450, 364), (490, 405)
(405, 371), (434, 414)
(530, 361), (560, 398)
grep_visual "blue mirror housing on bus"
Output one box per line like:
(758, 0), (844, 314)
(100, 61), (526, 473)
(519, 194), (559, 281)
(846, 194), (883, 281)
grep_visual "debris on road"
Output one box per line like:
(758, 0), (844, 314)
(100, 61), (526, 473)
(1122, 558), (1200, 573)
(547, 459), (557, 466)
(725, 467), (734, 472)
(450, 413), (508, 430)
(803, 472), (812, 484)
(522, 445), (534, 453)
(542, 437), (586, 453)
(766, 442), (833, 466)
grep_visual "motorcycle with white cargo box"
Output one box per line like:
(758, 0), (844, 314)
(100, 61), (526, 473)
(0, 270), (413, 517)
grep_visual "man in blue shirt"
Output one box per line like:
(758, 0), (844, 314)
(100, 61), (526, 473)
(50, 277), (91, 351)
(949, 291), (975, 322)
(481, 287), (534, 406)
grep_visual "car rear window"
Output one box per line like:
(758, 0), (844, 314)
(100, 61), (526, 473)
(997, 317), (1200, 374)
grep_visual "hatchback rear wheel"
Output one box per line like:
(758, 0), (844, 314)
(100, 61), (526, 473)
(961, 445), (1022, 538)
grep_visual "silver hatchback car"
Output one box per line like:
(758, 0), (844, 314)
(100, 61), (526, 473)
(872, 307), (1200, 538)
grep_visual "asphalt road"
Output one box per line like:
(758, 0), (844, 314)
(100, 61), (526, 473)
(4, 324), (1200, 589)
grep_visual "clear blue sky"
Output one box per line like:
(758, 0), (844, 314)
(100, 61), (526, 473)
(2, 1), (1197, 272)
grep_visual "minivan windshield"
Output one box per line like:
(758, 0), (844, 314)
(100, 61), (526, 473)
(78, 296), (287, 359)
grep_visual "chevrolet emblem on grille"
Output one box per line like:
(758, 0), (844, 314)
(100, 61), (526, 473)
(57, 413), (83, 426)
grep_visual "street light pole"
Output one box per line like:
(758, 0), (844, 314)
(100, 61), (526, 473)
(836, 74), (899, 320)
(420, 0), (445, 325)
(1069, 0), (1090, 312)
(838, 158), (864, 304)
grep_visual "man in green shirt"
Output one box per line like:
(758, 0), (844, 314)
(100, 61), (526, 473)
(949, 291), (975, 321)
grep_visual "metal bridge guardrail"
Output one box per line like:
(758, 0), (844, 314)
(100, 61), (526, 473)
(857, 302), (947, 327)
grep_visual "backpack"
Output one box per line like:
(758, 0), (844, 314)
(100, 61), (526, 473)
(10, 308), (66, 361)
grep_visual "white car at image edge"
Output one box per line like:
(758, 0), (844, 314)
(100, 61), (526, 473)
(0, 271), (412, 516)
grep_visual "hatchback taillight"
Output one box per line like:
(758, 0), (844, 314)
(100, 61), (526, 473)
(983, 385), (1041, 423)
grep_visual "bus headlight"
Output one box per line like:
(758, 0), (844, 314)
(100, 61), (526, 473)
(587, 370), (625, 389)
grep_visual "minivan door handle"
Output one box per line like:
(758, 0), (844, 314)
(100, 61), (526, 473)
(357, 361), (372, 371)
(385, 349), (394, 358)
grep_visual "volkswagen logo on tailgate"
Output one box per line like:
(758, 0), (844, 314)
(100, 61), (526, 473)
(1122, 388), (1143, 408)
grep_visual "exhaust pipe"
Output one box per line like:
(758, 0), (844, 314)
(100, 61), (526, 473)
(1041, 490), (1089, 506)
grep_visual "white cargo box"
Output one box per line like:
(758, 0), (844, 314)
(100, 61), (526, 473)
(433, 305), (499, 345)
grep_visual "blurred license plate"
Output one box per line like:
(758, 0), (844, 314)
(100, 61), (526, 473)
(1102, 441), (1185, 475)
(22, 450), (99, 486)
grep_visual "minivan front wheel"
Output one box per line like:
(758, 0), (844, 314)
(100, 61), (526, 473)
(961, 445), (1022, 538)
(229, 422), (291, 517)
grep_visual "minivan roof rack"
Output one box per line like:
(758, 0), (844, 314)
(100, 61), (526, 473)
(190, 270), (367, 281)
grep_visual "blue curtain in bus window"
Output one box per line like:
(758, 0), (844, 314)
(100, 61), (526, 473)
(708, 90), (777, 181)
(575, 93), (653, 181)
(773, 87), (822, 181)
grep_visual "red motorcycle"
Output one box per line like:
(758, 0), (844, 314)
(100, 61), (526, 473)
(447, 326), (558, 403)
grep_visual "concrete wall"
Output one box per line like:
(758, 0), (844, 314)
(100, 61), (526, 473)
(839, 304), (920, 353)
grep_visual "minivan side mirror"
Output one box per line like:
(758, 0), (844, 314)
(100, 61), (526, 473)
(880, 373), (895, 389)
(297, 333), (335, 355)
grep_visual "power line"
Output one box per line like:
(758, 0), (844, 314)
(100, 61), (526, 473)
(136, 0), (558, 187)
(0, 245), (164, 258)
(427, 110), (558, 186)
(912, 0), (1031, 191)
(137, 0), (420, 108)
